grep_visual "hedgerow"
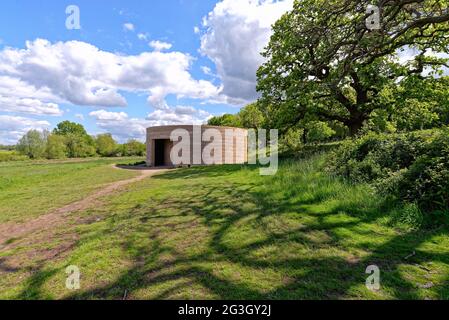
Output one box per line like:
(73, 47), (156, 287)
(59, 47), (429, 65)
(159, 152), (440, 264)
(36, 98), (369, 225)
(328, 128), (449, 221)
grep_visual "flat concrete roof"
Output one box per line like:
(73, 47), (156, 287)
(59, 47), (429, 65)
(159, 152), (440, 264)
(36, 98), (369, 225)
(146, 125), (248, 131)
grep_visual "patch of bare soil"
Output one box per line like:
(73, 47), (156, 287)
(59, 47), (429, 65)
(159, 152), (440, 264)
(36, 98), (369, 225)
(0, 167), (168, 247)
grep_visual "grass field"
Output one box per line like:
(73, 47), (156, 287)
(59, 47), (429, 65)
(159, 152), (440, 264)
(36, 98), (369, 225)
(0, 157), (143, 224)
(0, 156), (448, 299)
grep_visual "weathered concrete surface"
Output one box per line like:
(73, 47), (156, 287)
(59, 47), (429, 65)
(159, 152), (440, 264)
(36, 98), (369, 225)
(146, 125), (248, 167)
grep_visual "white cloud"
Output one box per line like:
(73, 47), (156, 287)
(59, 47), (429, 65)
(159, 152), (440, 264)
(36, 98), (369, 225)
(174, 105), (197, 115)
(149, 40), (173, 52)
(137, 33), (148, 41)
(194, 26), (200, 34)
(146, 105), (211, 125)
(89, 106), (211, 142)
(0, 75), (64, 116)
(123, 23), (135, 32)
(200, 0), (293, 105)
(89, 109), (128, 121)
(201, 66), (215, 77)
(0, 115), (50, 145)
(89, 110), (148, 142)
(0, 95), (62, 116)
(0, 39), (219, 112)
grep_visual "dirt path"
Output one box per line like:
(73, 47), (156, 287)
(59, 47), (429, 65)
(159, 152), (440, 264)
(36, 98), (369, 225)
(0, 167), (168, 246)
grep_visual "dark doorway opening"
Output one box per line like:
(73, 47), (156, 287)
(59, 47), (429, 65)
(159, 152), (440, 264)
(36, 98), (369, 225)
(154, 139), (166, 167)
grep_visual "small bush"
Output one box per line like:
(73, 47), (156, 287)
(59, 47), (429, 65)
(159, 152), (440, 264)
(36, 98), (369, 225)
(328, 128), (449, 217)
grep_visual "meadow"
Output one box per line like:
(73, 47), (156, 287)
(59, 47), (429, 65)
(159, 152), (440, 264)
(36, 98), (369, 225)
(0, 155), (448, 299)
(0, 157), (143, 224)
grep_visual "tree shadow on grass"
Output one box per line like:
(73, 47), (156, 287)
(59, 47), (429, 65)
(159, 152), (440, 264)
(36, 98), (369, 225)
(17, 266), (60, 300)
(59, 160), (449, 300)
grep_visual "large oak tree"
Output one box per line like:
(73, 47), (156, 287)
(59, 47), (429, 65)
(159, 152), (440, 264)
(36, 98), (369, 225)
(257, 0), (449, 135)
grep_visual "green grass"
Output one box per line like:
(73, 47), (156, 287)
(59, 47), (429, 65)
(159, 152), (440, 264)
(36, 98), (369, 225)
(0, 157), (144, 223)
(0, 155), (448, 299)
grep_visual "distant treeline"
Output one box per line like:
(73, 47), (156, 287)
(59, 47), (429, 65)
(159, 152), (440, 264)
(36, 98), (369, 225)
(0, 145), (16, 151)
(11, 121), (146, 160)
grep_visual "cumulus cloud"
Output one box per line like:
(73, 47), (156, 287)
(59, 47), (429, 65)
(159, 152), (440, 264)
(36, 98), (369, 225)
(174, 105), (197, 115)
(0, 75), (63, 116)
(149, 40), (173, 52)
(146, 105), (211, 125)
(89, 110), (148, 141)
(200, 0), (293, 105)
(0, 115), (50, 145)
(90, 109), (128, 121)
(0, 39), (219, 113)
(0, 96), (62, 116)
(89, 106), (211, 142)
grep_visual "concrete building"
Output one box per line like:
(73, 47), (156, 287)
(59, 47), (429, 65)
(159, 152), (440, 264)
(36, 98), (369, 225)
(146, 125), (248, 167)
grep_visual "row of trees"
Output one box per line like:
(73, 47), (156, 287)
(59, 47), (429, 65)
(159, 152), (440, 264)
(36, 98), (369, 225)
(16, 121), (145, 160)
(208, 104), (340, 145)
(0, 144), (16, 151)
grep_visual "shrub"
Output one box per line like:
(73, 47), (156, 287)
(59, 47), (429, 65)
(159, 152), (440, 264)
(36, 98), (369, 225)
(328, 128), (449, 216)
(0, 151), (28, 162)
(120, 140), (146, 157)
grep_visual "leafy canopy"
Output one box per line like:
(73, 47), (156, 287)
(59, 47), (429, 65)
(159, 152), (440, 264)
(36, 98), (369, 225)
(95, 134), (118, 157)
(17, 130), (48, 159)
(53, 120), (88, 137)
(257, 0), (449, 135)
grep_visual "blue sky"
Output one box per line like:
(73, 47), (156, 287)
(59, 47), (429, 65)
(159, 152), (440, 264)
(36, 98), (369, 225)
(0, 0), (293, 144)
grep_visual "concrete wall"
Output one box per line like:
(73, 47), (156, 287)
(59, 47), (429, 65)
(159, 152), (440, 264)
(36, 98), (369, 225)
(146, 125), (248, 167)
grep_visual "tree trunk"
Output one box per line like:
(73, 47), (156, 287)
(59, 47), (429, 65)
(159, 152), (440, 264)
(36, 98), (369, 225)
(348, 120), (364, 137)
(302, 128), (308, 144)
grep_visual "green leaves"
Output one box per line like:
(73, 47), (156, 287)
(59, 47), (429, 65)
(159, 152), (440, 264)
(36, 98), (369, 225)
(257, 0), (449, 136)
(328, 128), (449, 215)
(16, 130), (48, 159)
(53, 120), (88, 137)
